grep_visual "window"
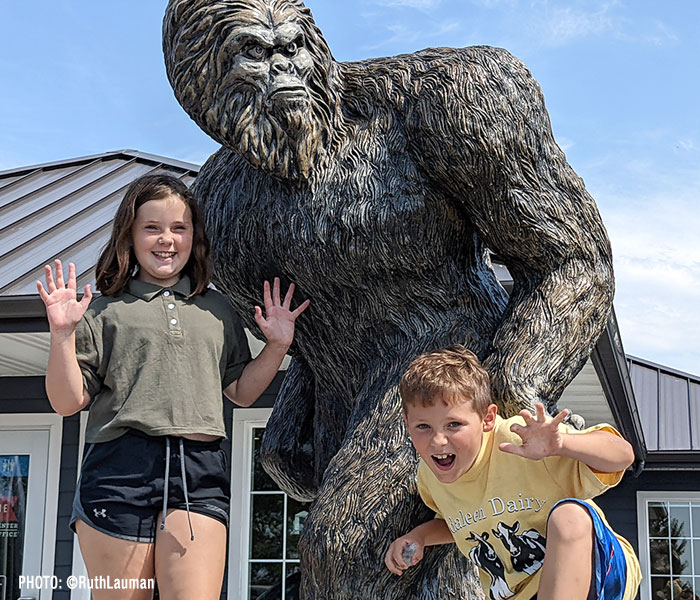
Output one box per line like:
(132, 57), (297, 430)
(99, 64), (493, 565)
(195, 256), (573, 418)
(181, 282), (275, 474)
(229, 409), (311, 599)
(638, 492), (700, 600)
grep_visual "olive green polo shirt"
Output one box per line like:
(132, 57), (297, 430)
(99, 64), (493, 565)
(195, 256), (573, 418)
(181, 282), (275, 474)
(75, 276), (251, 443)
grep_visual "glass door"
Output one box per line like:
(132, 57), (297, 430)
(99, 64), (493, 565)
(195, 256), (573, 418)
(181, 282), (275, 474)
(0, 417), (60, 600)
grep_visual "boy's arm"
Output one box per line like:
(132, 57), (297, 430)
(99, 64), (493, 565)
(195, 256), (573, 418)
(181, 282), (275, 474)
(555, 429), (634, 473)
(499, 403), (634, 473)
(384, 518), (454, 575)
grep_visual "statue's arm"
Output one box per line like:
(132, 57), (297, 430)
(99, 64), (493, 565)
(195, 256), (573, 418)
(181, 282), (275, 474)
(407, 47), (614, 412)
(260, 356), (319, 501)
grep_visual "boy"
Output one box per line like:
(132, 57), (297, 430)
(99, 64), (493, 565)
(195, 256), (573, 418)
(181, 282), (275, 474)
(385, 345), (641, 600)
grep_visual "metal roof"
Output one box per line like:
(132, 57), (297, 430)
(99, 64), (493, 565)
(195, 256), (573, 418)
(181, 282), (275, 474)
(0, 150), (199, 295)
(629, 356), (700, 461)
(7, 149), (696, 470)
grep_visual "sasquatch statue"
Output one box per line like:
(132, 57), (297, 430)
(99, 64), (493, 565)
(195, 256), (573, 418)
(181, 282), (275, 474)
(163, 1), (614, 598)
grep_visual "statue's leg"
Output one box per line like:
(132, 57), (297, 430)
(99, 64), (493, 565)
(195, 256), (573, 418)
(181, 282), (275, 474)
(297, 367), (483, 600)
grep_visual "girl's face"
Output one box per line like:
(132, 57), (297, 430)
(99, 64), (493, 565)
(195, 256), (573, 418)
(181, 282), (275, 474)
(131, 194), (193, 287)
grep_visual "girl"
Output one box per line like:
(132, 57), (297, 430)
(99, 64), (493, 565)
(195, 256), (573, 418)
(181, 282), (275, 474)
(38, 173), (309, 600)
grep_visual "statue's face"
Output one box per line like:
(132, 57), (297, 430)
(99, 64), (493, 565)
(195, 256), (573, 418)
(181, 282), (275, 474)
(224, 14), (314, 113)
(164, 0), (334, 179)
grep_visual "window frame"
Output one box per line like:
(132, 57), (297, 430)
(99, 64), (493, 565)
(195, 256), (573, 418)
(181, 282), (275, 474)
(228, 407), (273, 599)
(636, 490), (700, 600)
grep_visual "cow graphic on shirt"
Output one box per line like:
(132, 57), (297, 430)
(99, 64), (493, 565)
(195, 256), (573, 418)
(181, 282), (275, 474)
(467, 531), (515, 600)
(492, 521), (547, 575)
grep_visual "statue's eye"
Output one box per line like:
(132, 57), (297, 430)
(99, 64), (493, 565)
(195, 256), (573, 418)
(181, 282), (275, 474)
(246, 44), (266, 59)
(285, 41), (298, 55)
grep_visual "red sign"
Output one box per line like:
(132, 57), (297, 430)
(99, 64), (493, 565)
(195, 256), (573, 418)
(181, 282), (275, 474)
(0, 497), (18, 522)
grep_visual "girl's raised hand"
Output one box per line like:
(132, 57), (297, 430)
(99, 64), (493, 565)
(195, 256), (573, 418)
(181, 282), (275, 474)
(499, 402), (569, 460)
(254, 277), (310, 350)
(37, 260), (92, 336)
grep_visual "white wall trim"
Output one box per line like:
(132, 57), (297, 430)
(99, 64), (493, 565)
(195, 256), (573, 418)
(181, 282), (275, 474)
(636, 490), (700, 600)
(1, 413), (63, 600)
(70, 412), (90, 600)
(228, 408), (272, 600)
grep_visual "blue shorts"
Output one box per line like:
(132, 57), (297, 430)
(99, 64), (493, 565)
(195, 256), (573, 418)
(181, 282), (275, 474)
(71, 429), (231, 543)
(538, 498), (628, 600)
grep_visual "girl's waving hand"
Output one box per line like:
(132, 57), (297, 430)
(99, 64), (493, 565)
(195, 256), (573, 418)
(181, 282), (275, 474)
(254, 277), (310, 350)
(37, 260), (92, 335)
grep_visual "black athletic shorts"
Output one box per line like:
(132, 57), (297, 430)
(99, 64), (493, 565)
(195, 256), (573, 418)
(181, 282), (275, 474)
(70, 428), (230, 542)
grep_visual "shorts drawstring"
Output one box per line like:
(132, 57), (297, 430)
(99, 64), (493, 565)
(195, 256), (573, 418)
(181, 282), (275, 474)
(160, 436), (195, 541)
(179, 437), (195, 541)
(160, 437), (171, 531)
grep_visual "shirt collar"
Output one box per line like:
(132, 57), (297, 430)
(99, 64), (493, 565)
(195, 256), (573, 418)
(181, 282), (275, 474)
(127, 275), (192, 301)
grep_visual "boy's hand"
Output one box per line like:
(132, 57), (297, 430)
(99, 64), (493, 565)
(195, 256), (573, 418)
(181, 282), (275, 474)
(384, 535), (425, 575)
(499, 403), (569, 460)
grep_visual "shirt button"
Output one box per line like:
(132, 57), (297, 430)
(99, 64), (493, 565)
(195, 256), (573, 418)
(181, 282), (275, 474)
(170, 318), (178, 325)
(168, 303), (175, 310)
(163, 291), (171, 297)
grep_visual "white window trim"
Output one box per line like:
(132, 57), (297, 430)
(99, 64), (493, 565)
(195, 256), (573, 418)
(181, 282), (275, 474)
(228, 407), (273, 599)
(1, 413), (62, 600)
(636, 490), (700, 600)
(70, 412), (91, 600)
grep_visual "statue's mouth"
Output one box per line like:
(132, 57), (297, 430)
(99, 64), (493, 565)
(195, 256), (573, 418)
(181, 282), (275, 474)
(268, 85), (308, 101)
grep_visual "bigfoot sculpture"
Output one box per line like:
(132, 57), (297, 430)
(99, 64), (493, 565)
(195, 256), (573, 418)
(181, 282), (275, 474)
(163, 1), (614, 598)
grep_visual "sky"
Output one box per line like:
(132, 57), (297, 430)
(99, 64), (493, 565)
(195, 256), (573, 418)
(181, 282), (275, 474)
(1, 0), (698, 376)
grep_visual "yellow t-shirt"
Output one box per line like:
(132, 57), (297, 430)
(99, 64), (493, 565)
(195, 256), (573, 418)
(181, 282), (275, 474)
(417, 415), (641, 600)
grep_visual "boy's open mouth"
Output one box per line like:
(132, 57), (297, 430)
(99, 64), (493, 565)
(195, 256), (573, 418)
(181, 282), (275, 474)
(432, 453), (455, 470)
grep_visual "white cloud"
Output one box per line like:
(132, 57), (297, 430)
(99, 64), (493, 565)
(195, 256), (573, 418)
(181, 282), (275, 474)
(371, 0), (441, 10)
(556, 135), (575, 152)
(540, 4), (616, 46)
(597, 184), (700, 376)
(469, 0), (518, 7)
(676, 138), (697, 152)
(362, 20), (461, 51)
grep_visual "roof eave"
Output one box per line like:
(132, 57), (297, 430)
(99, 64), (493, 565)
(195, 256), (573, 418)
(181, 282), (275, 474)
(0, 149), (201, 179)
(590, 307), (648, 465)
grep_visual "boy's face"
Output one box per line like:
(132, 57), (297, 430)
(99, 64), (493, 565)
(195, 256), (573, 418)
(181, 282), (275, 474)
(404, 398), (497, 484)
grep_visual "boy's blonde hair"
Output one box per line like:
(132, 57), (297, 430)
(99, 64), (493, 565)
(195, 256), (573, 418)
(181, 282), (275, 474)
(400, 345), (492, 417)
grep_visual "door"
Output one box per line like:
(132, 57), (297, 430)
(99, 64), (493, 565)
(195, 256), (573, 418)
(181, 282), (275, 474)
(0, 415), (61, 600)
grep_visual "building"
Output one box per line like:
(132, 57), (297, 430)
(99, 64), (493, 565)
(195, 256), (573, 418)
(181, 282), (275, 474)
(1, 151), (698, 600)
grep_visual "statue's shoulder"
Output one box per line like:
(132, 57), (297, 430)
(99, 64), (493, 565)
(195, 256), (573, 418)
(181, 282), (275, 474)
(340, 45), (527, 81)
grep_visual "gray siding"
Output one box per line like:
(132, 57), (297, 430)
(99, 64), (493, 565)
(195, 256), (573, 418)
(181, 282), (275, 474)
(629, 357), (700, 453)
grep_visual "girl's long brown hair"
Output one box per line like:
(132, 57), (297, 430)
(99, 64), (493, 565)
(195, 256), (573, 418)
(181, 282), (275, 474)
(95, 173), (211, 296)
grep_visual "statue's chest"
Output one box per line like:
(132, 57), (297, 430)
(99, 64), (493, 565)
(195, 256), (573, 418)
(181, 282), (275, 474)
(227, 152), (464, 283)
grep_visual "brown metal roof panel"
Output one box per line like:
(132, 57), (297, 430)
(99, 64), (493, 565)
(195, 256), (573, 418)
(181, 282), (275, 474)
(630, 362), (660, 451)
(0, 200), (120, 288)
(2, 226), (111, 295)
(0, 171), (40, 192)
(0, 160), (131, 228)
(658, 372), (691, 451)
(0, 204), (117, 291)
(690, 382), (700, 450)
(0, 166), (76, 210)
(0, 162), (155, 254)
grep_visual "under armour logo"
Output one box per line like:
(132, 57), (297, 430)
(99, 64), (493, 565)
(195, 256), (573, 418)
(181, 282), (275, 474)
(93, 508), (107, 518)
